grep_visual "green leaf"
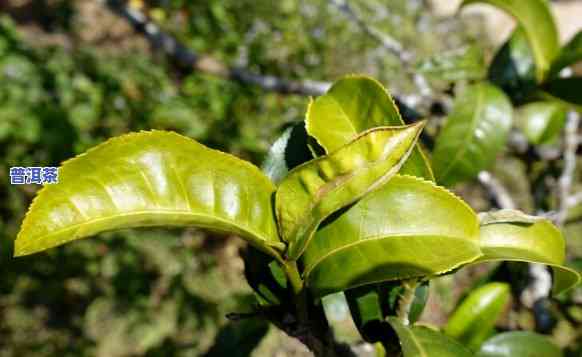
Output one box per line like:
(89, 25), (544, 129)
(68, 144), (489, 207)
(386, 317), (473, 357)
(345, 281), (429, 343)
(305, 75), (434, 180)
(417, 46), (486, 81)
(276, 123), (425, 260)
(461, 0), (559, 81)
(14, 131), (283, 259)
(261, 123), (314, 184)
(488, 27), (536, 104)
(475, 331), (562, 357)
(432, 83), (513, 186)
(302, 175), (481, 298)
(444, 282), (510, 350)
(476, 210), (581, 294)
(550, 30), (582, 76)
(516, 102), (567, 145)
(543, 77), (582, 108)
(242, 246), (287, 306)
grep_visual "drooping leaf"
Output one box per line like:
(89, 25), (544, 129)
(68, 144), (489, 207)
(14, 131), (284, 259)
(543, 77), (582, 108)
(550, 30), (582, 76)
(476, 211), (581, 294)
(444, 282), (510, 350)
(345, 281), (429, 343)
(461, 0), (559, 81)
(261, 123), (314, 184)
(203, 319), (270, 357)
(276, 123), (425, 260)
(488, 27), (536, 104)
(305, 75), (434, 180)
(302, 175), (481, 298)
(432, 83), (513, 186)
(386, 317), (473, 357)
(515, 101), (567, 145)
(417, 46), (486, 81)
(475, 331), (562, 357)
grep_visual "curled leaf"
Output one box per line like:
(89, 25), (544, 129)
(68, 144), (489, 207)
(15, 131), (283, 259)
(302, 175), (481, 297)
(276, 123), (425, 260)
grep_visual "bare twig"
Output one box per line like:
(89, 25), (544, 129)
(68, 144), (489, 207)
(477, 171), (516, 210)
(556, 111), (581, 227)
(396, 279), (418, 326)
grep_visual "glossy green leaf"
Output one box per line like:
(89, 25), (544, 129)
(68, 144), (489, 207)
(543, 77), (582, 108)
(433, 83), (513, 186)
(476, 331), (562, 357)
(305, 75), (434, 180)
(488, 27), (536, 104)
(516, 102), (567, 145)
(277, 123), (425, 260)
(302, 175), (481, 297)
(550, 30), (582, 76)
(444, 282), (510, 350)
(386, 317), (473, 357)
(462, 0), (559, 81)
(476, 210), (581, 294)
(14, 131), (283, 259)
(417, 46), (486, 81)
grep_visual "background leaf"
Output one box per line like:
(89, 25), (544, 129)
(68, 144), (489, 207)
(386, 317), (473, 357)
(543, 77), (582, 108)
(477, 217), (581, 294)
(432, 83), (513, 186)
(276, 123), (424, 260)
(488, 27), (536, 104)
(550, 31), (582, 76)
(14, 131), (283, 258)
(417, 45), (486, 81)
(461, 0), (559, 80)
(444, 282), (510, 350)
(476, 331), (562, 357)
(515, 101), (566, 145)
(302, 175), (481, 297)
(305, 75), (434, 180)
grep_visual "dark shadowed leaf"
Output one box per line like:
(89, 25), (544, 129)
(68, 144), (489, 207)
(14, 131), (284, 259)
(432, 83), (513, 186)
(543, 77), (582, 108)
(305, 75), (434, 180)
(444, 282), (510, 350)
(276, 123), (425, 260)
(302, 175), (481, 297)
(475, 331), (562, 357)
(204, 319), (269, 357)
(550, 30), (582, 76)
(387, 317), (473, 357)
(488, 27), (536, 104)
(462, 0), (559, 80)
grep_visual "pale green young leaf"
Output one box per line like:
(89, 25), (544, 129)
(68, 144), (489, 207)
(302, 175), (481, 297)
(305, 75), (434, 180)
(461, 0), (559, 81)
(433, 83), (513, 186)
(386, 317), (473, 357)
(476, 211), (581, 294)
(276, 122), (425, 260)
(444, 282), (510, 350)
(15, 131), (283, 259)
(516, 102), (567, 145)
(476, 331), (562, 357)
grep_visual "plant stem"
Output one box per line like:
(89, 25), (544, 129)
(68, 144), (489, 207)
(283, 260), (309, 323)
(397, 279), (418, 325)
